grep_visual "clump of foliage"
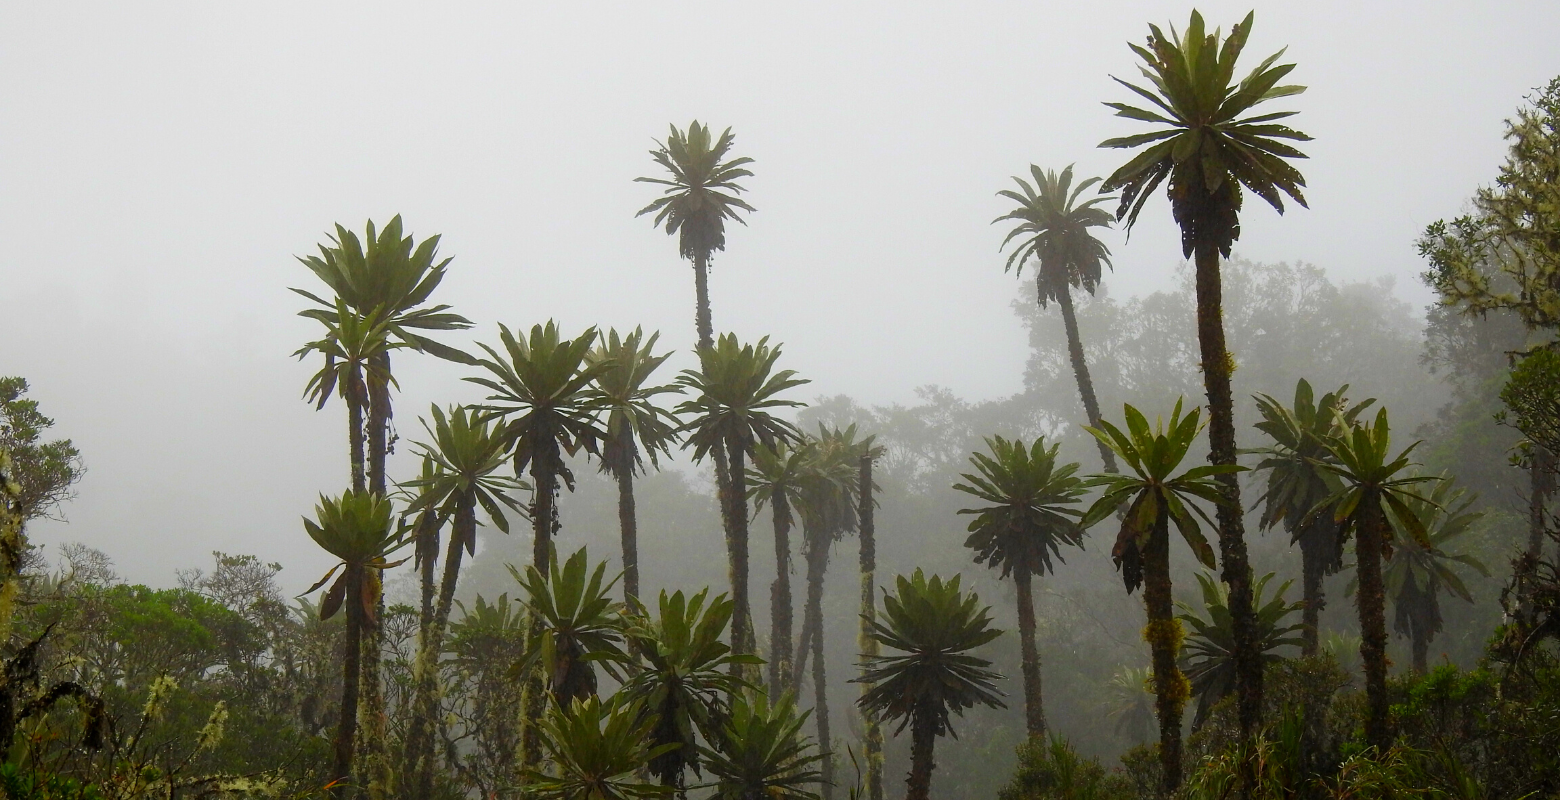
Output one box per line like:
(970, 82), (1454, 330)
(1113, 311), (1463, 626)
(996, 736), (1132, 800)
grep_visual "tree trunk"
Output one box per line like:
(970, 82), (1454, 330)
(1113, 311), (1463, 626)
(1014, 566), (1047, 739)
(1192, 244), (1261, 743)
(1356, 499), (1392, 751)
(1144, 517), (1184, 796)
(617, 465), (640, 605)
(522, 446), (559, 773)
(693, 248), (747, 665)
(769, 492), (794, 698)
(416, 509), (440, 639)
(405, 501), (472, 799)
(905, 707), (937, 800)
(693, 253), (714, 351)
(347, 367), (367, 495)
(331, 566), (364, 799)
(725, 436), (752, 668)
(1299, 527), (1325, 658)
(367, 352), (391, 497)
(792, 531), (830, 692)
(857, 455), (883, 800)
(1055, 284), (1117, 473)
(1411, 627), (1429, 674)
(359, 574), (389, 800)
(811, 595), (833, 800)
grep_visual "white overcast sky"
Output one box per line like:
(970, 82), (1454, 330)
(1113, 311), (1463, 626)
(4, 1), (1558, 586)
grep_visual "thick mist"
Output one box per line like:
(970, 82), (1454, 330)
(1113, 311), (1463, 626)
(5, 2), (1557, 589)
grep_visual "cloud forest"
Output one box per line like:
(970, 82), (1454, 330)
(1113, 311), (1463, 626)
(6, 9), (1560, 800)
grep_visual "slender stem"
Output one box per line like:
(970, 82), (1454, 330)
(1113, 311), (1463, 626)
(693, 252), (714, 351)
(348, 367), (367, 495)
(770, 492), (794, 697)
(367, 352), (391, 497)
(1356, 498), (1392, 751)
(1193, 243), (1261, 742)
(1055, 283), (1116, 473)
(1014, 566), (1047, 739)
(793, 532), (829, 691)
(857, 455), (883, 800)
(726, 436), (752, 666)
(1144, 516), (1184, 796)
(812, 596), (833, 800)
(331, 566), (364, 800)
(618, 465), (640, 604)
(906, 707), (936, 800)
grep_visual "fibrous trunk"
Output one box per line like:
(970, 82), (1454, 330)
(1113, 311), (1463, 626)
(906, 707), (936, 800)
(792, 529), (830, 693)
(1192, 244), (1261, 740)
(617, 464), (640, 604)
(1299, 526), (1325, 658)
(358, 575), (390, 800)
(522, 446), (560, 772)
(1356, 499), (1392, 751)
(1055, 284), (1117, 473)
(405, 501), (472, 799)
(725, 436), (752, 669)
(331, 566), (364, 799)
(857, 455), (883, 800)
(793, 528), (833, 795)
(347, 366), (367, 494)
(1144, 518), (1184, 795)
(693, 252), (714, 351)
(769, 493), (794, 697)
(811, 588), (833, 800)
(367, 352), (391, 496)
(1014, 566), (1047, 739)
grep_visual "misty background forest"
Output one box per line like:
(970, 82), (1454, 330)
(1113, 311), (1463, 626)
(4, 4), (1560, 800)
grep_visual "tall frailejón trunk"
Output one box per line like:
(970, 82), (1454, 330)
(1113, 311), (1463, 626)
(690, 251), (748, 667)
(1014, 566), (1047, 739)
(331, 566), (365, 799)
(1297, 521), (1325, 658)
(725, 436), (753, 667)
(415, 509), (440, 637)
(793, 531), (834, 796)
(1054, 283), (1117, 474)
(769, 492), (794, 697)
(616, 462), (640, 604)
(367, 352), (391, 496)
(359, 353), (392, 800)
(792, 529), (830, 694)
(857, 455), (883, 800)
(1356, 499), (1392, 751)
(693, 252), (714, 351)
(1192, 244), (1261, 739)
(521, 447), (560, 773)
(348, 367), (368, 494)
(405, 501), (474, 799)
(359, 571), (390, 800)
(1411, 626), (1429, 674)
(905, 706), (937, 800)
(811, 589), (834, 800)
(1144, 516), (1185, 795)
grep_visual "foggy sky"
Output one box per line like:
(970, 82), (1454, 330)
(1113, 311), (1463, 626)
(4, 1), (1557, 587)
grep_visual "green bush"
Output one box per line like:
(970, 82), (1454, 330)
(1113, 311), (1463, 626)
(997, 737), (1133, 800)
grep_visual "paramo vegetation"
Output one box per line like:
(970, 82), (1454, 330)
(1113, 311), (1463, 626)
(6, 9), (1560, 800)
